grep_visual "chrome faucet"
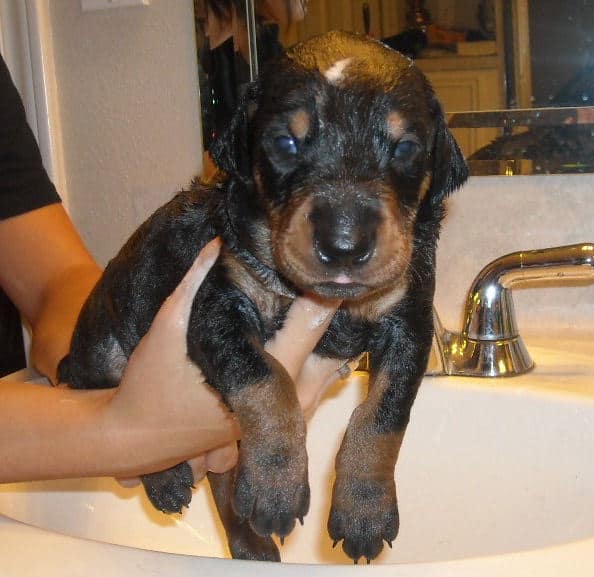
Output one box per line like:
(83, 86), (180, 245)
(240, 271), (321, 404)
(427, 243), (594, 377)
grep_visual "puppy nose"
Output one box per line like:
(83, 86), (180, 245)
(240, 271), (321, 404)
(314, 228), (375, 267)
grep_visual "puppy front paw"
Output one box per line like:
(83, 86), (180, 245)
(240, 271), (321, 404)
(141, 461), (194, 514)
(233, 442), (310, 539)
(328, 477), (399, 563)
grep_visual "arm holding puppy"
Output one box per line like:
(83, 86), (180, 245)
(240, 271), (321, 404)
(0, 237), (344, 483)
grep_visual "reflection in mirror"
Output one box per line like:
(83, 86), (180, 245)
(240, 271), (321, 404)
(193, 1), (594, 176)
(193, 0), (308, 178)
(451, 106), (594, 175)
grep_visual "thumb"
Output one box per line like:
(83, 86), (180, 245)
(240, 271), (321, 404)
(156, 237), (222, 330)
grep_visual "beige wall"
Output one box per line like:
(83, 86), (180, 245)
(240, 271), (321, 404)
(48, 0), (202, 265)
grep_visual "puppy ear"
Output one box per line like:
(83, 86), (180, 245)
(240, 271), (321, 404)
(428, 100), (469, 205)
(208, 81), (259, 179)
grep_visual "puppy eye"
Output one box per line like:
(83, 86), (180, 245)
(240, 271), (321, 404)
(393, 136), (421, 161)
(274, 135), (299, 156)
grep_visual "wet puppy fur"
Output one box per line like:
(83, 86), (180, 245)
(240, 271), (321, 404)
(58, 31), (468, 563)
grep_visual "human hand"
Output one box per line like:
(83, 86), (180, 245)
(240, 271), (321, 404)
(106, 237), (239, 483)
(110, 237), (348, 485)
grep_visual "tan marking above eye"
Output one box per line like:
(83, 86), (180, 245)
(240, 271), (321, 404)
(289, 109), (311, 140)
(387, 111), (406, 140)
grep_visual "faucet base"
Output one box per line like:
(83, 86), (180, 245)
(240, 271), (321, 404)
(430, 331), (534, 378)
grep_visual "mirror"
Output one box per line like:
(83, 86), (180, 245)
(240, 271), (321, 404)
(193, 1), (594, 175)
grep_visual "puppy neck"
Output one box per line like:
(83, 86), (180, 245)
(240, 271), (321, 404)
(224, 240), (298, 300)
(219, 187), (297, 300)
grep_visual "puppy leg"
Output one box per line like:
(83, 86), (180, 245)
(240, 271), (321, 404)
(188, 290), (309, 543)
(226, 355), (309, 539)
(208, 470), (280, 561)
(328, 308), (432, 563)
(327, 376), (404, 563)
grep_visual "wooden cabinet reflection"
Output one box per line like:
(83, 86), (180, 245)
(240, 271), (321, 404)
(287, 0), (504, 158)
(418, 56), (503, 158)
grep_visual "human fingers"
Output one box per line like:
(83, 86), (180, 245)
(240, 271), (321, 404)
(121, 237), (221, 381)
(115, 477), (141, 489)
(265, 294), (341, 381)
(157, 237), (222, 329)
(296, 354), (361, 419)
(117, 441), (238, 490)
(188, 455), (208, 483)
(204, 442), (238, 474)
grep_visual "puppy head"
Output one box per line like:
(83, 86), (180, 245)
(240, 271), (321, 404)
(213, 31), (468, 301)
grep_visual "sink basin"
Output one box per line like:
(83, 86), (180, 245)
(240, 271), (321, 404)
(1, 337), (593, 573)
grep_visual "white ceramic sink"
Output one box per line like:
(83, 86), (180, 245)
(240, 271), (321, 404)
(0, 336), (593, 576)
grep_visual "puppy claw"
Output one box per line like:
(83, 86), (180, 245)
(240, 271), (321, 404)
(280, 537), (285, 546)
(366, 557), (371, 565)
(385, 539), (393, 549)
(298, 516), (304, 526)
(332, 540), (339, 549)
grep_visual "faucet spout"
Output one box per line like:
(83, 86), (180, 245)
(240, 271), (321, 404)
(464, 243), (594, 342)
(429, 243), (594, 377)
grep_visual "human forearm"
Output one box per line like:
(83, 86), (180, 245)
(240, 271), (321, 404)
(0, 381), (115, 482)
(0, 238), (345, 486)
(31, 262), (101, 383)
(0, 204), (102, 382)
(0, 378), (238, 483)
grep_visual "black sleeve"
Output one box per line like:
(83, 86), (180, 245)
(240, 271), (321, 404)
(0, 53), (61, 220)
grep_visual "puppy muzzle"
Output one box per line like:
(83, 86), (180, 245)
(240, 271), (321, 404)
(273, 189), (411, 301)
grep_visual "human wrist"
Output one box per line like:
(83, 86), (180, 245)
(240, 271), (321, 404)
(97, 388), (220, 478)
(0, 383), (115, 483)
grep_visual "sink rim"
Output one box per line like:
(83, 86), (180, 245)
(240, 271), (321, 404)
(2, 513), (594, 577)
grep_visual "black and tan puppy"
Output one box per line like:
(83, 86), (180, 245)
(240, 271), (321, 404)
(58, 31), (468, 563)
